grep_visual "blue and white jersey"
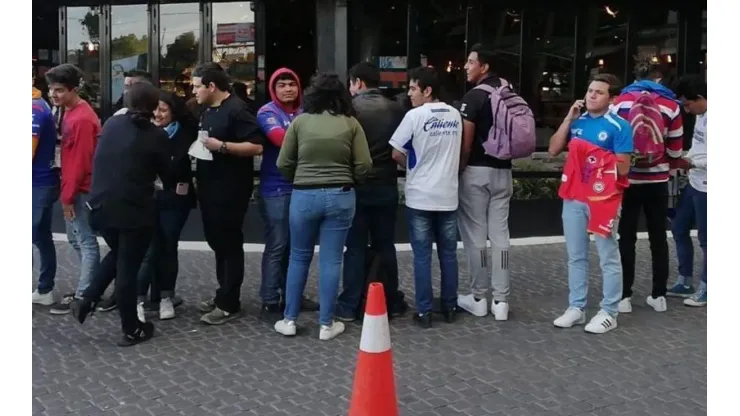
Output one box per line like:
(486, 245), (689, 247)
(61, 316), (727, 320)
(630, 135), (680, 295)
(390, 102), (462, 211)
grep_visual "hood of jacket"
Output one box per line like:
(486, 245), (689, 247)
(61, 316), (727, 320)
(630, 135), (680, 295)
(622, 80), (678, 102)
(268, 68), (302, 114)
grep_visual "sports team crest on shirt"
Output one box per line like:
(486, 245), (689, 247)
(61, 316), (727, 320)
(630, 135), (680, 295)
(266, 117), (277, 125)
(598, 131), (608, 141)
(593, 181), (605, 193)
(587, 155), (597, 164)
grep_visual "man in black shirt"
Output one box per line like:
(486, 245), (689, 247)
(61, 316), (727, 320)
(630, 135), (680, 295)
(335, 62), (407, 322)
(456, 44), (514, 321)
(191, 64), (264, 325)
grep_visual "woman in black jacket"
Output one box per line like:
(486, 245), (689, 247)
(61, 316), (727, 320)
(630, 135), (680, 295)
(72, 82), (169, 347)
(136, 91), (197, 321)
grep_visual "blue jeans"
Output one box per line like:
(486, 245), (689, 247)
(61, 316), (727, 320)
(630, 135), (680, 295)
(337, 185), (400, 317)
(671, 184), (707, 286)
(561, 199), (622, 316)
(259, 194), (291, 305)
(407, 207), (459, 314)
(33, 184), (60, 294)
(137, 204), (191, 302)
(283, 188), (355, 326)
(65, 193), (101, 298)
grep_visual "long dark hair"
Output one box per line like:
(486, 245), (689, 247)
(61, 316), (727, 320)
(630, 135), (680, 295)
(158, 90), (194, 127)
(124, 82), (160, 127)
(302, 72), (355, 117)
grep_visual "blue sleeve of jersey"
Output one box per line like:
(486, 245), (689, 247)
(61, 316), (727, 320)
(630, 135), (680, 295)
(256, 108), (283, 135)
(613, 119), (634, 154)
(32, 104), (44, 137)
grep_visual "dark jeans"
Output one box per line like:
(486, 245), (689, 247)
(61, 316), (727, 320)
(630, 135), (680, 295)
(137, 204), (191, 303)
(337, 185), (399, 316)
(672, 184), (707, 285)
(618, 182), (669, 298)
(259, 193), (291, 305)
(32, 184), (60, 294)
(407, 207), (459, 314)
(199, 188), (250, 314)
(83, 227), (153, 335)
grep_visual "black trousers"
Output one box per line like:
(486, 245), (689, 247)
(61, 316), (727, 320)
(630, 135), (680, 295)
(618, 182), (670, 298)
(83, 227), (153, 334)
(198, 188), (250, 314)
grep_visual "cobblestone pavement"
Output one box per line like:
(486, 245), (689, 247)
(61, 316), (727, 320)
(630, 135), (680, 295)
(33, 240), (706, 416)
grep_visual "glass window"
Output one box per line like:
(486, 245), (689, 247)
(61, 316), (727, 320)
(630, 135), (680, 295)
(701, 9), (706, 80)
(66, 6), (102, 114)
(417, 2), (468, 102)
(212, 2), (256, 99)
(111, 4), (150, 109)
(633, 10), (678, 85)
(480, 8), (522, 87)
(585, 5), (627, 80)
(160, 2), (200, 100)
(529, 10), (576, 149)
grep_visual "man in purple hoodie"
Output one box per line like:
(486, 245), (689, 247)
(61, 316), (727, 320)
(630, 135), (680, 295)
(256, 68), (318, 322)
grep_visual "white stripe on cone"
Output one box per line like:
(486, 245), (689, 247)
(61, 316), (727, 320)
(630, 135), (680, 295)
(359, 312), (391, 353)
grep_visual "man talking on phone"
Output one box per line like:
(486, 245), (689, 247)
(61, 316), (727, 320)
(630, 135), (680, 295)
(548, 74), (633, 334)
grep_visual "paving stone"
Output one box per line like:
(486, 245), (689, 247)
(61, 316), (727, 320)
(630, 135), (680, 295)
(32, 240), (706, 415)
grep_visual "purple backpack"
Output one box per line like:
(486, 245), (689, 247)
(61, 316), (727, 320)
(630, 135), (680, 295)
(474, 79), (536, 160)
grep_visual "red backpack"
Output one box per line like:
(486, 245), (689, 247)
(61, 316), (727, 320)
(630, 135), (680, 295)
(626, 91), (665, 167)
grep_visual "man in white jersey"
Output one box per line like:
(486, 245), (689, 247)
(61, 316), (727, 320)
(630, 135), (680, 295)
(389, 66), (463, 328)
(668, 75), (707, 307)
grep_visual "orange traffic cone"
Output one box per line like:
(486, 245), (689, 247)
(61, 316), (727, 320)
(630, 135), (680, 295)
(348, 282), (399, 416)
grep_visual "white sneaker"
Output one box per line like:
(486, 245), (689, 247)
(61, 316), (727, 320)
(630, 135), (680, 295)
(159, 297), (175, 320)
(646, 296), (667, 312)
(319, 321), (345, 340)
(618, 298), (632, 313)
(457, 294), (488, 317)
(32, 290), (54, 306)
(584, 310), (618, 334)
(491, 301), (509, 321)
(274, 319), (297, 336)
(137, 302), (146, 323)
(553, 307), (586, 328)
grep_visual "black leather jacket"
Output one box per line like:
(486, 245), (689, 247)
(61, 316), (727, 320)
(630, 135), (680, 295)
(352, 89), (405, 186)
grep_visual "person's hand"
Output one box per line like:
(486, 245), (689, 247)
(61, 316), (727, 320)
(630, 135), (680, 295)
(671, 157), (693, 171)
(567, 100), (585, 121)
(62, 203), (75, 221)
(203, 137), (223, 152)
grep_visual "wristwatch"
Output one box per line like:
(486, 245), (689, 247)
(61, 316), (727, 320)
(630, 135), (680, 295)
(219, 142), (228, 154)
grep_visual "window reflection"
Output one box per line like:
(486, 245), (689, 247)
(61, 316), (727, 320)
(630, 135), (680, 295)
(417, 3), (467, 102)
(66, 6), (102, 114)
(634, 10), (679, 86)
(212, 2), (256, 99)
(111, 4), (150, 108)
(160, 2), (200, 100)
(530, 10), (576, 148)
(482, 8), (522, 87)
(585, 6), (627, 79)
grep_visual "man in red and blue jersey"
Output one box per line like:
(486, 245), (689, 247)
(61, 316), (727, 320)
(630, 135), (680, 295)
(611, 59), (684, 314)
(256, 68), (317, 322)
(549, 73), (633, 335)
(32, 82), (61, 307)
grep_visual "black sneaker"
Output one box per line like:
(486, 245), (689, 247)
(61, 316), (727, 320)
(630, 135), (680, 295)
(97, 297), (118, 312)
(70, 298), (97, 324)
(50, 294), (75, 315)
(279, 297), (320, 312)
(259, 303), (282, 324)
(442, 307), (457, 323)
(389, 300), (409, 317)
(335, 309), (357, 323)
(413, 312), (432, 329)
(117, 321), (155, 347)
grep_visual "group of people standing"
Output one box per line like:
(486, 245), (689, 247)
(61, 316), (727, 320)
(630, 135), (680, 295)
(32, 43), (707, 346)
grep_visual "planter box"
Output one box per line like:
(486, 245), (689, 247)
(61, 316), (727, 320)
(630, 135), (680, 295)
(49, 199), (673, 244)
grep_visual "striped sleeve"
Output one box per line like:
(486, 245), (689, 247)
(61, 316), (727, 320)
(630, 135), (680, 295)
(663, 104), (684, 158)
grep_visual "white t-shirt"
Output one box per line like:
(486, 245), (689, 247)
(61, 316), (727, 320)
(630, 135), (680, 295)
(389, 101), (462, 211)
(687, 112), (707, 192)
